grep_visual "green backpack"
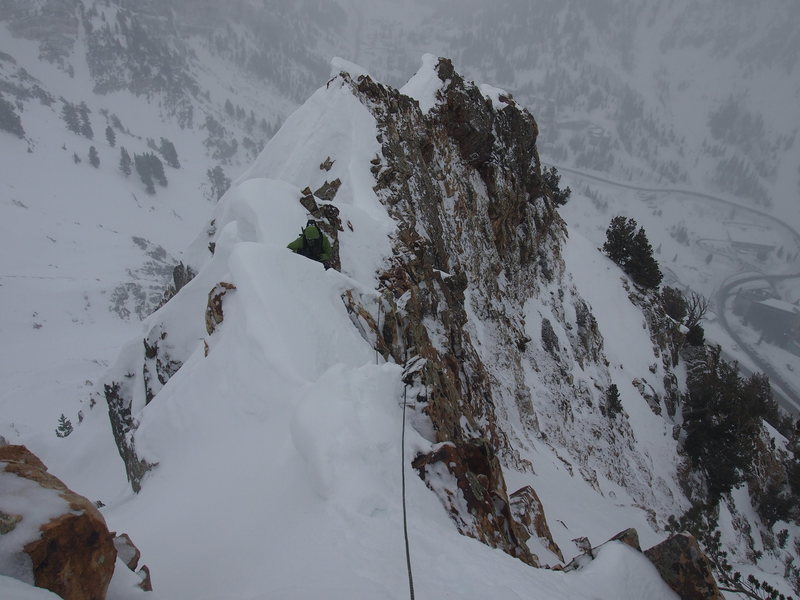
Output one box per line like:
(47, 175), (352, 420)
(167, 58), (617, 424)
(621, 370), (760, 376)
(300, 222), (324, 261)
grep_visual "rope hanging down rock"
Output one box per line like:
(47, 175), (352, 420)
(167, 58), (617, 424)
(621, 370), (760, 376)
(374, 297), (415, 600)
(401, 349), (416, 600)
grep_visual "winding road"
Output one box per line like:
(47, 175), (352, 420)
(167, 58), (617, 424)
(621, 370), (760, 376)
(554, 164), (800, 416)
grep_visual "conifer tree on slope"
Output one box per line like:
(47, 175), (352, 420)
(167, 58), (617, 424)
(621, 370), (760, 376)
(628, 228), (663, 288)
(61, 102), (81, 135)
(603, 215), (637, 270)
(603, 215), (662, 289)
(119, 146), (132, 176)
(89, 145), (100, 168)
(0, 94), (24, 138)
(106, 125), (116, 147)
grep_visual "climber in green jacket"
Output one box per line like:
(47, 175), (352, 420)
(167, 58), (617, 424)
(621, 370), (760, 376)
(287, 219), (333, 268)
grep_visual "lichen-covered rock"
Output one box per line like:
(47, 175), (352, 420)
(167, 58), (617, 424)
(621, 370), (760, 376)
(644, 532), (723, 600)
(0, 445), (117, 600)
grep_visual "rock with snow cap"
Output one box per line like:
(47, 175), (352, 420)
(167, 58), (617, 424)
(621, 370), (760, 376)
(0, 445), (116, 600)
(644, 532), (723, 600)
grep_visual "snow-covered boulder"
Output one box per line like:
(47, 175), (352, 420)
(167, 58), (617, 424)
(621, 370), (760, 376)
(0, 445), (116, 600)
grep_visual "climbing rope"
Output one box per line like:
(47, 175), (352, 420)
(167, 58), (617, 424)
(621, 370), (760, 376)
(401, 346), (416, 600)
(375, 297), (415, 600)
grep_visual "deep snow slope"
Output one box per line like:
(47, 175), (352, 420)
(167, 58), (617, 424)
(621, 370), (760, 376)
(40, 58), (736, 599)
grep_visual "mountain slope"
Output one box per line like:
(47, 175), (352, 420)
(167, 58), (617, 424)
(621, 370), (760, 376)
(1, 3), (798, 597)
(61, 57), (690, 599)
(2, 0), (798, 453)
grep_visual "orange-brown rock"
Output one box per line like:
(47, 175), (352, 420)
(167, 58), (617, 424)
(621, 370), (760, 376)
(112, 533), (140, 571)
(608, 527), (641, 551)
(509, 486), (564, 562)
(412, 440), (539, 566)
(0, 445), (117, 600)
(205, 281), (236, 335)
(644, 532), (723, 600)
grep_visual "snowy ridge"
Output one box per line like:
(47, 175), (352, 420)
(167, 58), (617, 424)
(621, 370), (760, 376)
(4, 55), (795, 598)
(43, 60), (692, 599)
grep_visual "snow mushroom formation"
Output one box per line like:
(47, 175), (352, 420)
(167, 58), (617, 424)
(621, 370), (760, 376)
(69, 56), (796, 599)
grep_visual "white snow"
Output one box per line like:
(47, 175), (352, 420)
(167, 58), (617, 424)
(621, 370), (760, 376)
(331, 56), (372, 81)
(0, 575), (61, 599)
(479, 83), (511, 111)
(400, 53), (445, 114)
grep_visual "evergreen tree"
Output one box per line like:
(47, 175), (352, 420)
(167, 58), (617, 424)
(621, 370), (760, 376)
(661, 287), (687, 322)
(105, 125), (116, 147)
(159, 137), (180, 168)
(603, 216), (662, 289)
(0, 94), (24, 138)
(603, 215), (637, 269)
(686, 323), (705, 347)
(89, 145), (100, 168)
(683, 346), (771, 499)
(541, 166), (571, 205)
(61, 101), (81, 134)
(78, 101), (93, 139)
(605, 384), (622, 418)
(73, 152), (81, 164)
(628, 228), (663, 288)
(207, 165), (230, 201)
(119, 146), (132, 176)
(146, 152), (167, 186)
(134, 153), (155, 194)
(224, 98), (235, 117)
(55, 414), (73, 437)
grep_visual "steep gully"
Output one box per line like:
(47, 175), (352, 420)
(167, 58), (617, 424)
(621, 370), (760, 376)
(553, 164), (800, 415)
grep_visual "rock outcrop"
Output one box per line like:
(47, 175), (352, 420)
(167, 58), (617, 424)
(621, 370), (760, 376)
(113, 533), (152, 592)
(0, 445), (116, 600)
(337, 58), (684, 564)
(339, 58), (567, 562)
(412, 441), (539, 566)
(645, 533), (724, 600)
(205, 282), (237, 336)
(509, 486), (564, 563)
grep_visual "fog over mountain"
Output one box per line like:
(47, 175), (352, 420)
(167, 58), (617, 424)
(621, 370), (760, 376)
(1, 1), (799, 599)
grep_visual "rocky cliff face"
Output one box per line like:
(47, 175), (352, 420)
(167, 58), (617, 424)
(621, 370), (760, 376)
(336, 59), (694, 562)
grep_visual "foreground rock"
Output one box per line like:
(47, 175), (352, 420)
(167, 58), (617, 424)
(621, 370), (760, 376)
(645, 532), (724, 600)
(0, 445), (116, 600)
